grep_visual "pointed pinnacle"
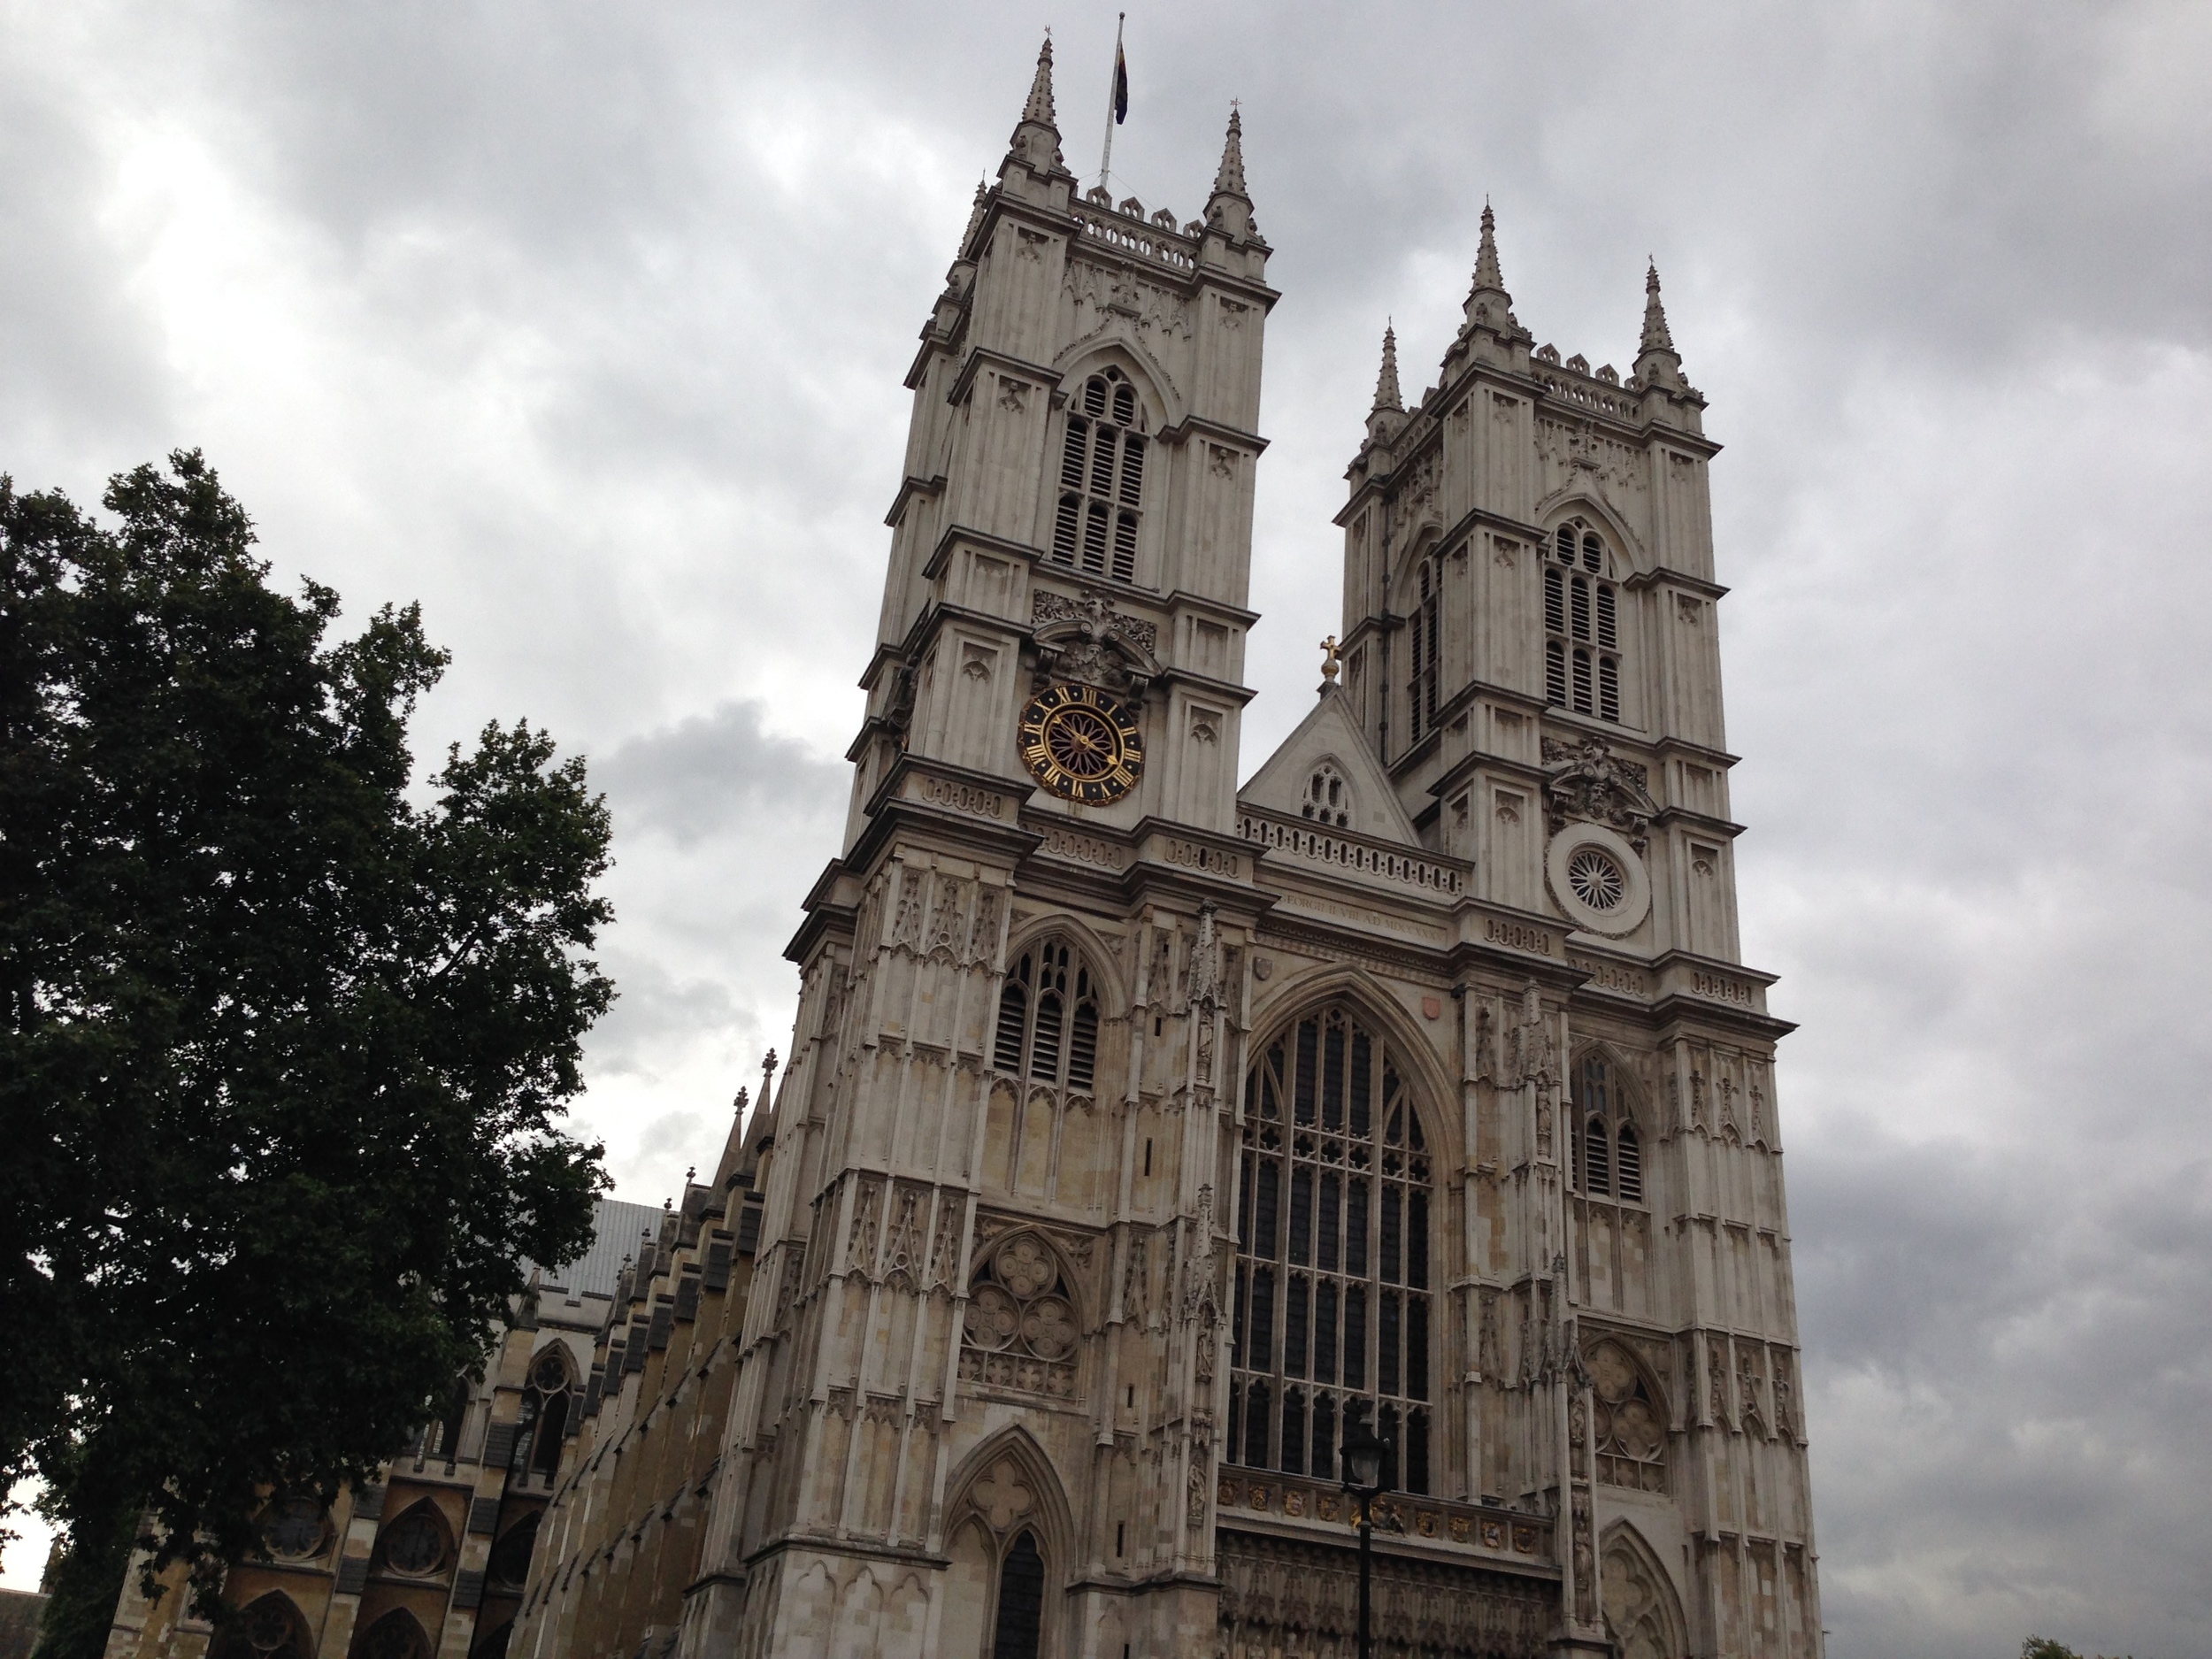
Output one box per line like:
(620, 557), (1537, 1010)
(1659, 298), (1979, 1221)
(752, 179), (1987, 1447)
(1212, 104), (1248, 197)
(1373, 322), (1403, 413)
(1473, 200), (1504, 294)
(960, 178), (988, 251)
(1640, 259), (1675, 354)
(1023, 35), (1056, 127)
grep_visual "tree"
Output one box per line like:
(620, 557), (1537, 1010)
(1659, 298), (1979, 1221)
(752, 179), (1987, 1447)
(0, 453), (613, 1655)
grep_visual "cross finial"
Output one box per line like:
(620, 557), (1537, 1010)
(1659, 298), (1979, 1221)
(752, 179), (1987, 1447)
(1319, 635), (1342, 687)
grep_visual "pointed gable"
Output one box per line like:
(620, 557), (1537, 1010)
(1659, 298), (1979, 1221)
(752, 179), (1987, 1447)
(1238, 687), (1421, 846)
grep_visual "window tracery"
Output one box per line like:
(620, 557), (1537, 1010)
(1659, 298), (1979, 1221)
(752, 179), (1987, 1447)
(213, 1594), (310, 1659)
(1301, 763), (1350, 828)
(374, 1501), (451, 1579)
(943, 1453), (1057, 1659)
(991, 941), (1101, 1094)
(256, 1496), (330, 1562)
(1231, 1005), (1434, 1494)
(959, 1234), (1079, 1400)
(1051, 369), (1147, 584)
(1588, 1340), (1668, 1493)
(514, 1344), (575, 1478)
(1545, 519), (1622, 723)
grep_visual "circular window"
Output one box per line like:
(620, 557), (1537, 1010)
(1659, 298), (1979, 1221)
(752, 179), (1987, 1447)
(258, 1498), (327, 1563)
(1565, 848), (1625, 912)
(530, 1349), (569, 1392)
(379, 1509), (448, 1578)
(1545, 823), (1651, 937)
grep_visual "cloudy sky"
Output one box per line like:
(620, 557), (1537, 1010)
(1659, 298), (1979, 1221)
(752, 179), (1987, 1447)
(5, 1), (2210, 1652)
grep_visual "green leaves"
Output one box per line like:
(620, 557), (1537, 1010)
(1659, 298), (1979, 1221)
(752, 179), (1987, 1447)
(0, 453), (611, 1645)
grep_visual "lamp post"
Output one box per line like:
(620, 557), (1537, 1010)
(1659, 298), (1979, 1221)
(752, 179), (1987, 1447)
(1340, 1418), (1388, 1659)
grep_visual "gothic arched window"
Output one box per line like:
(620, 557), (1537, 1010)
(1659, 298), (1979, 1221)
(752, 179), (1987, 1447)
(374, 1501), (453, 1580)
(1573, 1053), (1645, 1207)
(1302, 763), (1350, 828)
(1545, 519), (1622, 724)
(429, 1372), (472, 1464)
(960, 1234), (1079, 1401)
(212, 1594), (311, 1659)
(942, 1453), (1062, 1659)
(487, 1513), (540, 1589)
(1588, 1340), (1669, 1494)
(514, 1344), (575, 1478)
(353, 1611), (429, 1659)
(1051, 369), (1147, 584)
(1407, 558), (1441, 741)
(1231, 1005), (1435, 1494)
(991, 1531), (1047, 1659)
(991, 941), (1101, 1094)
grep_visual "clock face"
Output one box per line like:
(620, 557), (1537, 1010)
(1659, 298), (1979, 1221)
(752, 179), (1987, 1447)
(1018, 682), (1145, 804)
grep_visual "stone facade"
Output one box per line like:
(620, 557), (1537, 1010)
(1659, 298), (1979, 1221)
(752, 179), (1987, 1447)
(505, 1107), (766, 1659)
(521, 39), (1821, 1659)
(110, 39), (1825, 1659)
(101, 1198), (664, 1659)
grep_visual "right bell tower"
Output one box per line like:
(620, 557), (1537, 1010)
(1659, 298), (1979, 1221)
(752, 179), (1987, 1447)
(1321, 205), (1826, 1657)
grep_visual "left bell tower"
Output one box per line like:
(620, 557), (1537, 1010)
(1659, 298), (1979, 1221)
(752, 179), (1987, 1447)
(680, 37), (1279, 1659)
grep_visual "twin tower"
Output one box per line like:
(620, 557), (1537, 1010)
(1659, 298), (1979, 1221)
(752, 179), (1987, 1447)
(526, 38), (1823, 1659)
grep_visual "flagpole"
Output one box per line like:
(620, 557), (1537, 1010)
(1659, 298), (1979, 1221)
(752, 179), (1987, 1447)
(1100, 12), (1125, 193)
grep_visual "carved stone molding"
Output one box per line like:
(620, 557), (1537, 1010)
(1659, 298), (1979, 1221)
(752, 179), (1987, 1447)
(1030, 588), (1161, 695)
(1540, 734), (1658, 853)
(1215, 1530), (1552, 1657)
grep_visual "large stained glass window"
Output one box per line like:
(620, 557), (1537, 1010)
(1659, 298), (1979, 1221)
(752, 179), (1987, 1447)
(1230, 1005), (1434, 1494)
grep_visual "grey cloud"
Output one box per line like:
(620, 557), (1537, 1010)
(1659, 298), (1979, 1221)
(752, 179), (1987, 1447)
(595, 697), (845, 849)
(4, 2), (2210, 1645)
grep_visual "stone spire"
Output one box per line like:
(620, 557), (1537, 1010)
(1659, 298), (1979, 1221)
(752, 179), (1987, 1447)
(1023, 35), (1056, 126)
(1639, 259), (1675, 353)
(1213, 104), (1248, 197)
(1002, 34), (1067, 184)
(1461, 197), (1520, 338)
(1372, 322), (1403, 413)
(1633, 258), (1686, 392)
(1473, 200), (1505, 294)
(1202, 104), (1260, 245)
(960, 178), (987, 250)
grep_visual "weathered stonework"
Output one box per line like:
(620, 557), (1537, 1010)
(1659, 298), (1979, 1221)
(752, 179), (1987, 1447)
(509, 42), (1824, 1659)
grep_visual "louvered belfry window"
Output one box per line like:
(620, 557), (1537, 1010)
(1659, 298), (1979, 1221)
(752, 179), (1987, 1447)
(1407, 559), (1442, 742)
(1231, 1006), (1434, 1494)
(1573, 1053), (1645, 1206)
(991, 941), (1101, 1094)
(1051, 370), (1147, 584)
(1544, 519), (1622, 723)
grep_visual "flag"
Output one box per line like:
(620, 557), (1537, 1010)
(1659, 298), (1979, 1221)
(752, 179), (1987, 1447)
(1112, 40), (1129, 124)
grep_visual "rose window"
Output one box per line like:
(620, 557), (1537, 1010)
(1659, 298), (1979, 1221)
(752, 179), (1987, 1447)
(1565, 847), (1625, 912)
(960, 1236), (1079, 1400)
(257, 1497), (328, 1562)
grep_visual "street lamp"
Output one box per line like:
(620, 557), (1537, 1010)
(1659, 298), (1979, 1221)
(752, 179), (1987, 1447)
(1340, 1417), (1389, 1659)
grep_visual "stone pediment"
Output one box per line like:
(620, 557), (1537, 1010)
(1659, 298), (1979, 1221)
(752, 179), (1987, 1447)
(1238, 686), (1420, 846)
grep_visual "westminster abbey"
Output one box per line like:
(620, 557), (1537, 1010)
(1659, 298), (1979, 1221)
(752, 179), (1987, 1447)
(104, 36), (1822, 1659)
